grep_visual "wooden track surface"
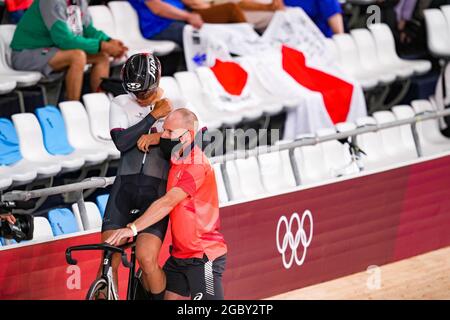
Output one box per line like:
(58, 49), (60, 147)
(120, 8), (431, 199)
(267, 246), (450, 300)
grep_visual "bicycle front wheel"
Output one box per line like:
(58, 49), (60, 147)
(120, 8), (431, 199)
(86, 278), (110, 300)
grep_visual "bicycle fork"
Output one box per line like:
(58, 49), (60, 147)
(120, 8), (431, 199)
(126, 244), (137, 300)
(102, 252), (119, 300)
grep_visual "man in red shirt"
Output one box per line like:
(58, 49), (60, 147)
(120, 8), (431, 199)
(105, 108), (227, 300)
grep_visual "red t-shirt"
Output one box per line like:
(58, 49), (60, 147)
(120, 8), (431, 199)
(167, 146), (227, 261)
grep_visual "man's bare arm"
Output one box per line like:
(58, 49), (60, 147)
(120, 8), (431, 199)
(328, 13), (344, 35)
(146, 0), (191, 21)
(132, 187), (188, 232)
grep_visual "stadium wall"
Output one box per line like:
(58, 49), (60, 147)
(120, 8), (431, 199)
(1, 155), (450, 299)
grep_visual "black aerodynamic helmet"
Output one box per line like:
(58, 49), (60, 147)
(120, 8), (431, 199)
(121, 53), (161, 98)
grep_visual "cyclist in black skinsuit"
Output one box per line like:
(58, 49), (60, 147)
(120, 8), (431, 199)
(100, 53), (172, 300)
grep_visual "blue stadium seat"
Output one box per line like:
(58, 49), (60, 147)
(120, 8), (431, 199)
(96, 194), (109, 219)
(0, 118), (23, 166)
(0, 237), (17, 246)
(35, 106), (74, 155)
(1, 116), (63, 182)
(47, 208), (79, 236)
(11, 113), (83, 173)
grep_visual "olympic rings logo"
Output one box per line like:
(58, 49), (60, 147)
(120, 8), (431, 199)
(276, 210), (313, 269)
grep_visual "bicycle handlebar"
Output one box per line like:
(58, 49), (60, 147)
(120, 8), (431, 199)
(65, 242), (135, 268)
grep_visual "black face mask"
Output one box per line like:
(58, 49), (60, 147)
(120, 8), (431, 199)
(159, 131), (188, 160)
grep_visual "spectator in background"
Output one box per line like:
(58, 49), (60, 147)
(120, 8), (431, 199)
(178, 0), (288, 33)
(394, 0), (446, 54)
(4, 0), (33, 23)
(10, 0), (127, 101)
(236, 0), (285, 32)
(129, 0), (253, 48)
(183, 0), (247, 24)
(129, 0), (201, 48)
(182, 0), (285, 32)
(396, 0), (417, 29)
(282, 0), (344, 37)
(395, 0), (417, 44)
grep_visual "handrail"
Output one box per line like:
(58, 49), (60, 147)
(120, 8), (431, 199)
(1, 177), (115, 202)
(209, 109), (450, 164)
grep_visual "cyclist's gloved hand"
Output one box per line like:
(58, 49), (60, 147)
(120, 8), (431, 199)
(151, 98), (172, 120)
(137, 132), (162, 153)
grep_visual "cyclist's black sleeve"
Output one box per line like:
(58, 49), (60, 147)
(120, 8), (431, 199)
(110, 114), (156, 153)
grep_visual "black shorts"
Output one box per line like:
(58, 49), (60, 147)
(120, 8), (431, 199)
(163, 253), (227, 300)
(102, 174), (168, 240)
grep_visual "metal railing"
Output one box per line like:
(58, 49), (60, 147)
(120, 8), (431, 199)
(2, 108), (450, 217)
(1, 177), (116, 231)
(2, 177), (115, 202)
(209, 109), (450, 164)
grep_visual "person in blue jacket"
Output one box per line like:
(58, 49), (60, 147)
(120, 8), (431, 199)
(283, 0), (345, 38)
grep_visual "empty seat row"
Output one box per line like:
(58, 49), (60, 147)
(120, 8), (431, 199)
(0, 79), (16, 95)
(0, 116), (66, 186)
(337, 110), (417, 171)
(213, 100), (450, 203)
(410, 100), (450, 155)
(0, 194), (109, 247)
(216, 135), (358, 203)
(0, 25), (42, 88)
(329, 23), (431, 90)
(296, 128), (360, 183)
(59, 101), (119, 160)
(173, 70), (286, 130)
(214, 148), (297, 203)
(424, 5), (450, 59)
(0, 98), (120, 188)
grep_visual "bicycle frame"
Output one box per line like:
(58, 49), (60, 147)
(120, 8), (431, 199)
(66, 239), (137, 300)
